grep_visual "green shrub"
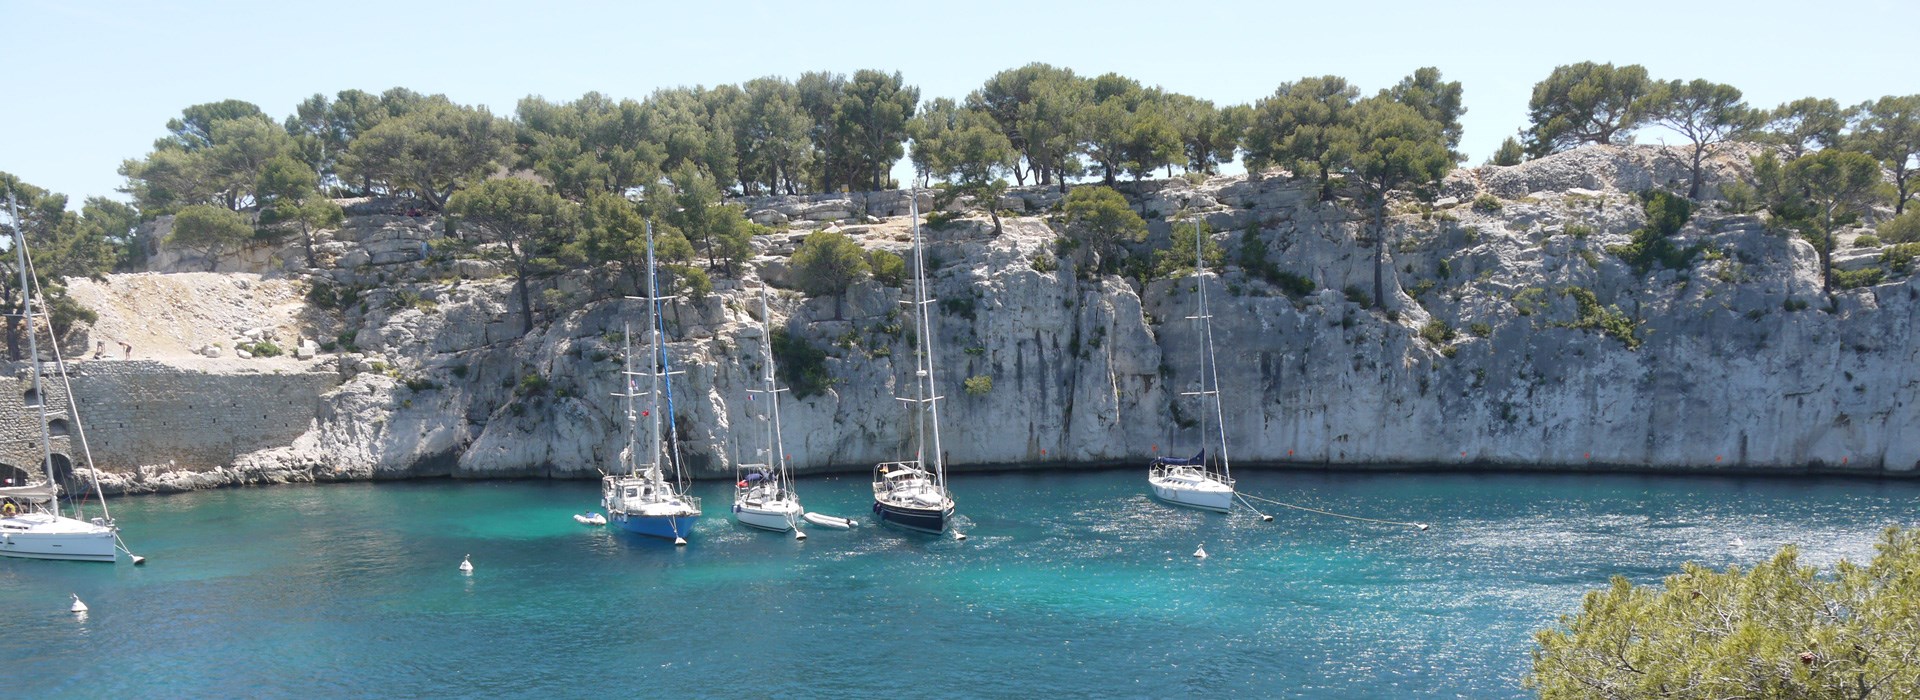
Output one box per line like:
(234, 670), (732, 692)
(1273, 271), (1315, 298)
(1853, 234), (1882, 248)
(1640, 190), (1692, 236)
(1468, 322), (1492, 337)
(1342, 285), (1372, 307)
(404, 376), (438, 392)
(925, 210), (961, 229)
(771, 329), (833, 399)
(1882, 242), (1920, 273)
(1833, 267), (1886, 289)
(1527, 526), (1920, 700)
(517, 373), (549, 395)
(1559, 287), (1640, 349)
(1878, 210), (1920, 244)
(1607, 227), (1704, 275)
(1471, 194), (1503, 213)
(247, 341), (283, 358)
(1565, 224), (1594, 239)
(1030, 253), (1058, 274)
(791, 230), (871, 296)
(963, 374), (993, 396)
(1418, 319), (1455, 345)
(868, 249), (906, 286)
(1718, 181), (1759, 213)
(940, 296), (977, 321)
(1784, 298), (1809, 312)
(1513, 287), (1549, 316)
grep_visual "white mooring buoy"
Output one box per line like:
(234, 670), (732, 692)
(793, 529), (807, 541)
(458, 554), (473, 573)
(953, 530), (968, 541)
(70, 594), (88, 614)
(674, 537), (687, 547)
(1193, 545), (1208, 559)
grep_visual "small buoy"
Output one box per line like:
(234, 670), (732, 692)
(70, 594), (87, 613)
(458, 554), (473, 573)
(1261, 515), (1273, 522)
(793, 529), (807, 541)
(1193, 545), (1208, 559)
(131, 555), (147, 565)
(674, 537), (687, 547)
(1416, 523), (1430, 531)
(953, 530), (967, 541)
(1731, 537), (1745, 549)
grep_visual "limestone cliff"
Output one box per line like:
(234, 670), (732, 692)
(34, 144), (1919, 493)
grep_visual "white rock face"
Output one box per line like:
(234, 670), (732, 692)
(133, 145), (1920, 486)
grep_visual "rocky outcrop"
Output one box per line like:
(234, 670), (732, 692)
(58, 145), (1920, 492)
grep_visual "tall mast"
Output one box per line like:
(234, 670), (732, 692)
(758, 284), (791, 491)
(909, 194), (946, 487)
(8, 193), (58, 507)
(1194, 220), (1232, 479)
(645, 221), (664, 486)
(621, 321), (637, 475)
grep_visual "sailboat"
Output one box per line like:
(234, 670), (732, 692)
(871, 193), (956, 533)
(0, 193), (136, 563)
(732, 283), (804, 533)
(601, 222), (701, 545)
(1148, 219), (1237, 513)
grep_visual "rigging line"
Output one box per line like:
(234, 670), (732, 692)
(35, 243), (117, 526)
(1238, 492), (1430, 530)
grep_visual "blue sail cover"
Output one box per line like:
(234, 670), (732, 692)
(1153, 450), (1205, 466)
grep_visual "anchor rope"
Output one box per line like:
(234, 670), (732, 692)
(1239, 492), (1429, 530)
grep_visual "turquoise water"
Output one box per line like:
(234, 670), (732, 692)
(1, 470), (1915, 698)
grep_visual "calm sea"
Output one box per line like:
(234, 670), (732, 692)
(1, 470), (1914, 698)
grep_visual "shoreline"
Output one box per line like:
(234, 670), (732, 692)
(94, 457), (1920, 499)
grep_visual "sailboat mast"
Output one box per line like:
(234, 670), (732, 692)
(8, 193), (58, 510)
(644, 222), (664, 486)
(622, 321), (637, 475)
(910, 194), (946, 488)
(1194, 220), (1232, 479)
(759, 285), (791, 492)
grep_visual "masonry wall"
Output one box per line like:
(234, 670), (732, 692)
(0, 360), (338, 474)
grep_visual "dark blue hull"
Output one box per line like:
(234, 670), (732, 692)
(873, 500), (951, 533)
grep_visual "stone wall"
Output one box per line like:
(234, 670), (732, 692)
(0, 360), (338, 476)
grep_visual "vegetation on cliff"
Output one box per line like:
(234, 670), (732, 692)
(4, 63), (1919, 349)
(1528, 526), (1920, 699)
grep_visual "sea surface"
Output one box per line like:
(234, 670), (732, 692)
(1, 470), (1915, 698)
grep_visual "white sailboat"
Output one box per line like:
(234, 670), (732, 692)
(601, 222), (701, 545)
(0, 192), (135, 563)
(871, 193), (956, 533)
(1148, 219), (1238, 513)
(733, 283), (804, 534)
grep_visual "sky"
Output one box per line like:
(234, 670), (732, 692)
(4, 0), (1917, 208)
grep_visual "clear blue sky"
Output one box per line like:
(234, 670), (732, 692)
(4, 0), (1915, 207)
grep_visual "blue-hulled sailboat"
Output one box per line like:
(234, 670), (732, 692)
(602, 222), (701, 545)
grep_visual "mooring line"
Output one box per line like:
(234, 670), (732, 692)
(1239, 493), (1429, 530)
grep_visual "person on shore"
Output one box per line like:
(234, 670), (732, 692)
(93, 341), (105, 360)
(118, 341), (132, 360)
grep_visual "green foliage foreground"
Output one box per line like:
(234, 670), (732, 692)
(1527, 526), (1920, 699)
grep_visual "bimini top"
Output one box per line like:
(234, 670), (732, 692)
(1151, 450), (1204, 467)
(0, 484), (57, 504)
